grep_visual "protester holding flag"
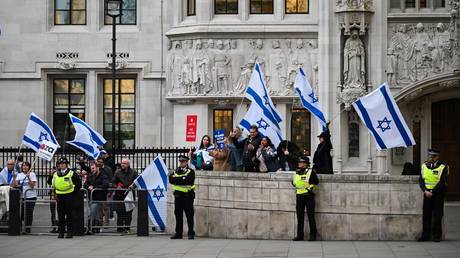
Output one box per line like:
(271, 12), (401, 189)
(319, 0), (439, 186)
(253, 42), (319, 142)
(312, 128), (333, 174)
(233, 125), (263, 172)
(277, 140), (301, 171)
(189, 135), (215, 171)
(228, 127), (245, 171)
(169, 155), (196, 239)
(14, 161), (37, 234)
(52, 157), (82, 239)
(84, 163), (109, 234)
(256, 137), (279, 173)
(112, 158), (137, 233)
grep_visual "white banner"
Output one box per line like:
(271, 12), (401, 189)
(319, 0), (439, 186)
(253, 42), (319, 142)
(37, 140), (59, 161)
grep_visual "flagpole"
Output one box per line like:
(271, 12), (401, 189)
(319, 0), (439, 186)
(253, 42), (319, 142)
(29, 155), (38, 174)
(234, 95), (246, 128)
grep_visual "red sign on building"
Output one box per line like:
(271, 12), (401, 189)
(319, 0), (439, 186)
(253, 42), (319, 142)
(186, 115), (197, 142)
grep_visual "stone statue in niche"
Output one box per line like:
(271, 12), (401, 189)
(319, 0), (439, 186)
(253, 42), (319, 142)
(192, 39), (212, 95)
(267, 40), (287, 95)
(343, 30), (366, 90)
(212, 40), (232, 95)
(435, 23), (452, 72)
(168, 41), (183, 95)
(386, 48), (398, 86)
(391, 24), (415, 83)
(182, 40), (195, 95)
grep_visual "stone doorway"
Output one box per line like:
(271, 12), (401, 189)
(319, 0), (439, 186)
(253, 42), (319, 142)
(432, 99), (460, 200)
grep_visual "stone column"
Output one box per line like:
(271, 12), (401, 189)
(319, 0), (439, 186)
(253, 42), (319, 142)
(376, 149), (388, 175)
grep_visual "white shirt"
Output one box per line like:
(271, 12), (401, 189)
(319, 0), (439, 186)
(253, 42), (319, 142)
(16, 172), (37, 199)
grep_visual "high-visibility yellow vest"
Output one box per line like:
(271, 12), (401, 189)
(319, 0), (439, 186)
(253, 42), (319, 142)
(421, 163), (447, 190)
(53, 170), (75, 195)
(172, 168), (196, 193)
(293, 170), (315, 195)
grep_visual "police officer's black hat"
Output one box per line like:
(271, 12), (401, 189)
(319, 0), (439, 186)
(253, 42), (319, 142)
(428, 148), (440, 156)
(178, 155), (189, 162)
(298, 156), (310, 164)
(57, 157), (69, 164)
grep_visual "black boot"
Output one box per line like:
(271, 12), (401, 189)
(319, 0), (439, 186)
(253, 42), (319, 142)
(188, 232), (195, 240)
(170, 234), (182, 239)
(58, 232), (64, 239)
(308, 234), (317, 241)
(292, 236), (304, 241)
(65, 232), (73, 238)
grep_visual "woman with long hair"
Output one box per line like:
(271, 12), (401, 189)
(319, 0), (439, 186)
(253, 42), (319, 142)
(14, 161), (37, 233)
(256, 136), (279, 172)
(189, 135), (215, 170)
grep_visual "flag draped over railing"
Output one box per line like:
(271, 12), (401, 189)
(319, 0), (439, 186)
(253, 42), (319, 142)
(352, 83), (416, 150)
(134, 156), (168, 231)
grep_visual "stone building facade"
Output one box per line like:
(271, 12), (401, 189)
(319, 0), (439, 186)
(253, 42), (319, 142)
(0, 0), (459, 195)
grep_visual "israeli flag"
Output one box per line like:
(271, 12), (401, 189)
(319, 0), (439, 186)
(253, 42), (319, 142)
(134, 156), (168, 231)
(352, 83), (416, 150)
(245, 63), (283, 126)
(294, 67), (327, 128)
(240, 102), (284, 147)
(22, 113), (59, 152)
(67, 114), (106, 159)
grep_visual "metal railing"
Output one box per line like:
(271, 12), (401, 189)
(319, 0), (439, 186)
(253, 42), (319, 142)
(0, 147), (187, 196)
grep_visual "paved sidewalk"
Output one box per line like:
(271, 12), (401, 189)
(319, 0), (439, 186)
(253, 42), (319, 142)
(0, 204), (459, 258)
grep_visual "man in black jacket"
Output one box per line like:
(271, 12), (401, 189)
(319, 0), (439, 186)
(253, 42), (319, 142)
(232, 125), (262, 172)
(112, 158), (137, 233)
(313, 129), (333, 174)
(84, 163), (109, 234)
(52, 157), (82, 239)
(169, 155), (196, 239)
(277, 140), (300, 171)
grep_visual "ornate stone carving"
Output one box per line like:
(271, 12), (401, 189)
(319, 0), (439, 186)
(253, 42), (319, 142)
(336, 0), (374, 35)
(439, 79), (460, 88)
(106, 52), (129, 70)
(166, 38), (318, 98)
(56, 52), (79, 70)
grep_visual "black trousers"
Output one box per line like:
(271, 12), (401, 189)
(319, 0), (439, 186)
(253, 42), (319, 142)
(174, 197), (195, 236)
(422, 193), (445, 239)
(21, 197), (36, 232)
(296, 194), (317, 238)
(114, 195), (133, 231)
(57, 194), (74, 234)
(50, 199), (57, 227)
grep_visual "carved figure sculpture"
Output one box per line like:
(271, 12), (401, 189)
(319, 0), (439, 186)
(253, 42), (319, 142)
(213, 40), (231, 95)
(182, 40), (194, 95)
(386, 48), (398, 86)
(343, 30), (366, 89)
(192, 40), (212, 95)
(268, 40), (287, 95)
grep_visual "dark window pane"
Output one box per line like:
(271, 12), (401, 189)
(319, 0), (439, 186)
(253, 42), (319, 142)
(123, 0), (136, 9)
(390, 0), (401, 8)
(188, 0), (196, 15)
(56, 0), (70, 10)
(405, 0), (415, 8)
(227, 0), (238, 13)
(434, 0), (445, 8)
(71, 10), (86, 24)
(70, 94), (85, 105)
(54, 95), (69, 106)
(215, 0), (227, 13)
(420, 0), (427, 8)
(121, 10), (136, 24)
(251, 0), (262, 13)
(55, 11), (70, 24)
(349, 123), (359, 157)
(262, 0), (273, 13)
(72, 0), (86, 9)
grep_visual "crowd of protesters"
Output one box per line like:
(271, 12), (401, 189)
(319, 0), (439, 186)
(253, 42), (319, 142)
(187, 124), (333, 174)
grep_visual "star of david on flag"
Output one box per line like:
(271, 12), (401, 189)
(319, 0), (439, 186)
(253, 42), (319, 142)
(352, 83), (416, 150)
(240, 102), (284, 147)
(134, 156), (168, 231)
(67, 114), (106, 159)
(294, 68), (327, 128)
(22, 113), (60, 152)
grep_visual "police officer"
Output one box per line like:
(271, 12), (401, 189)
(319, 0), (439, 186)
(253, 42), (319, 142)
(292, 156), (319, 241)
(52, 157), (82, 239)
(169, 155), (196, 239)
(418, 148), (449, 242)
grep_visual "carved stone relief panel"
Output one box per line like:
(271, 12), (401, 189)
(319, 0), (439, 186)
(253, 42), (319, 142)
(166, 38), (318, 97)
(56, 52), (79, 70)
(386, 1), (460, 88)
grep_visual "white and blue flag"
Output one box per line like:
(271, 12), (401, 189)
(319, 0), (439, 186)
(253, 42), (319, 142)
(134, 156), (168, 231)
(352, 83), (416, 150)
(22, 113), (59, 152)
(294, 67), (327, 128)
(240, 102), (284, 147)
(67, 114), (106, 159)
(245, 63), (283, 126)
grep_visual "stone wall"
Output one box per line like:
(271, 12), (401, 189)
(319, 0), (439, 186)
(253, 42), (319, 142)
(166, 171), (423, 240)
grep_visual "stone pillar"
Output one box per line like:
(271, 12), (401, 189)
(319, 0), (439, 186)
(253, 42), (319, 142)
(376, 149), (388, 175)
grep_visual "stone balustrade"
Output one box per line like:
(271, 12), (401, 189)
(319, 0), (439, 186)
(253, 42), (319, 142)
(166, 171), (423, 240)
